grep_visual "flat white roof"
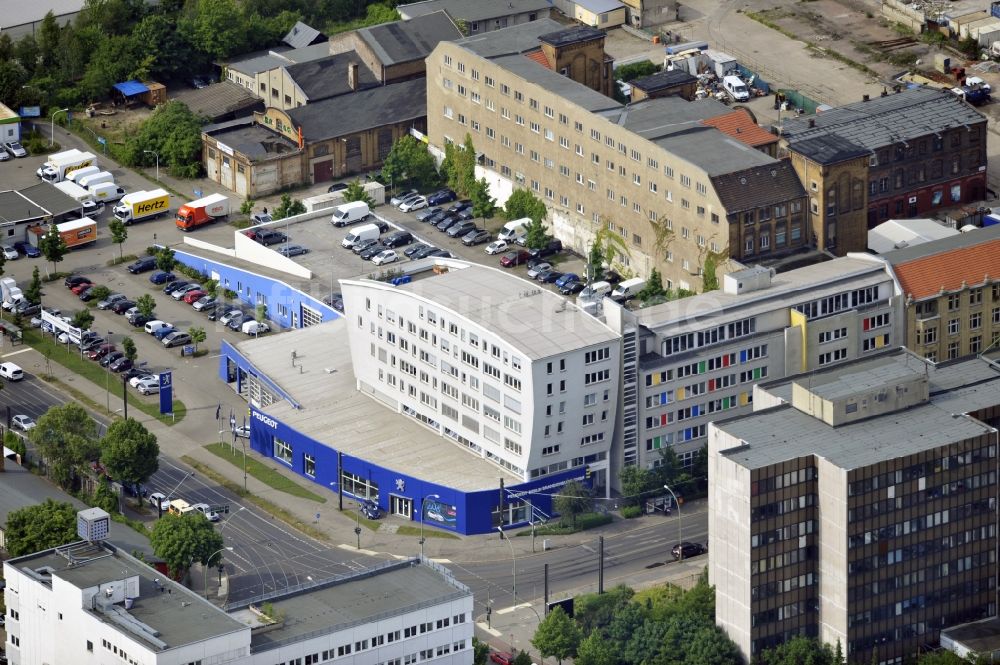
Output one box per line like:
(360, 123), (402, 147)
(868, 218), (959, 254)
(236, 319), (521, 491)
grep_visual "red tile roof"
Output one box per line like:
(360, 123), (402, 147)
(524, 49), (551, 69)
(701, 110), (778, 148)
(893, 238), (1000, 300)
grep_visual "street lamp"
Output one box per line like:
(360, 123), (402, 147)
(50, 108), (68, 147)
(419, 493), (440, 559)
(497, 526), (516, 607)
(105, 331), (113, 411)
(663, 484), (682, 562)
(143, 150), (160, 182)
(204, 546), (234, 598)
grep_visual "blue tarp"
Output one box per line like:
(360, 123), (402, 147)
(113, 80), (149, 97)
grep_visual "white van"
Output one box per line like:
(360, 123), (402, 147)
(78, 171), (115, 190)
(498, 217), (531, 242)
(66, 165), (100, 186)
(342, 222), (380, 248)
(723, 75), (750, 102)
(89, 182), (126, 203)
(578, 281), (612, 300)
(610, 277), (647, 302)
(331, 201), (371, 227)
(0, 362), (24, 381)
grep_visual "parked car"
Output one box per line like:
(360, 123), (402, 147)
(250, 213), (272, 225)
(528, 238), (564, 259)
(129, 372), (155, 387)
(527, 262), (552, 279)
(425, 248), (453, 258)
(97, 293), (127, 310)
(410, 245), (439, 260)
(88, 343), (116, 360)
(242, 320), (270, 335)
(144, 320), (170, 335)
(382, 231), (413, 248)
(399, 195), (428, 212)
(132, 376), (159, 394)
(603, 270), (623, 285)
(227, 315), (248, 331)
(219, 309), (243, 326)
(462, 229), (490, 246)
(390, 189), (418, 207)
(423, 210), (450, 225)
(190, 75), (208, 89)
(404, 243), (428, 257)
(149, 271), (175, 285)
(12, 414), (36, 431)
(207, 306), (230, 321)
(671, 542), (707, 559)
(65, 275), (91, 288)
(172, 284), (202, 300)
(415, 207), (442, 222)
(255, 230), (288, 246)
(278, 244), (309, 257)
(79, 286), (99, 301)
(352, 238), (380, 255)
(427, 188), (457, 206)
(2, 245), (18, 260)
(128, 312), (152, 327)
(152, 326), (177, 341)
(80, 337), (105, 352)
(485, 240), (509, 255)
(374, 220), (390, 233)
(148, 492), (169, 511)
(499, 250), (530, 267)
(233, 424), (250, 438)
(323, 292), (344, 312)
(435, 216), (462, 233)
(162, 331), (192, 348)
(100, 351), (125, 367)
(180, 290), (205, 305)
(127, 256), (157, 274)
(555, 273), (580, 290)
(358, 244), (384, 261)
(0, 149), (9, 162)
(14, 241), (40, 258)
(449, 200), (472, 214)
(446, 220), (477, 238)
(111, 299), (136, 314)
(192, 296), (217, 311)
(537, 269), (564, 284)
(163, 280), (189, 295)
(360, 499), (382, 520)
(327, 182), (348, 194)
(71, 281), (93, 295)
(560, 280), (585, 295)
(110, 356), (134, 373)
(12, 301), (40, 317)
(5, 141), (27, 158)
(371, 249), (398, 266)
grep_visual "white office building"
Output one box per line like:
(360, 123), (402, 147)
(340, 259), (621, 493)
(604, 255), (903, 475)
(4, 510), (474, 665)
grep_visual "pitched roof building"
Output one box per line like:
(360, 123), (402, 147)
(397, 0), (552, 34)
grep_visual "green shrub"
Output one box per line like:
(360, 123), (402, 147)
(621, 505), (643, 519)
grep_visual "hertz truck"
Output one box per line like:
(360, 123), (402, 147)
(113, 188), (170, 225)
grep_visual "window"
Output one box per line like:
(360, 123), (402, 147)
(274, 437), (293, 464)
(304, 453), (316, 477)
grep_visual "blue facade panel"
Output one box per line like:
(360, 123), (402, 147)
(172, 249), (338, 330)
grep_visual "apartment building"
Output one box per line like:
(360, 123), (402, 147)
(780, 88), (988, 246)
(4, 510), (474, 665)
(878, 224), (1000, 362)
(340, 260), (621, 493)
(427, 20), (811, 291)
(603, 255), (902, 472)
(709, 349), (1000, 664)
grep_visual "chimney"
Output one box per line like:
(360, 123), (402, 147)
(863, 94), (870, 102)
(348, 62), (359, 92)
(808, 118), (815, 128)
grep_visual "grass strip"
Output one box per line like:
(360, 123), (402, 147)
(25, 328), (186, 425)
(395, 524), (460, 540)
(205, 442), (326, 503)
(339, 508), (382, 531)
(515, 512), (613, 536)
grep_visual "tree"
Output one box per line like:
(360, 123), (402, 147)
(100, 417), (159, 505)
(532, 606), (581, 665)
(24, 265), (43, 304)
(758, 636), (836, 665)
(203, 279), (218, 298)
(504, 189), (547, 223)
(255, 303), (267, 322)
(381, 135), (440, 190)
(573, 585), (634, 634)
(39, 223), (68, 274)
(239, 199), (255, 216)
(150, 511), (225, 577)
(71, 308), (94, 331)
(592, 224), (632, 276)
(575, 631), (616, 665)
(272, 193), (305, 220)
(121, 101), (206, 178)
(618, 466), (655, 506)
(449, 134), (478, 197)
(511, 651), (532, 665)
(122, 336), (137, 363)
(523, 218), (550, 250)
(156, 247), (177, 273)
(188, 326), (206, 352)
(109, 218), (128, 259)
(135, 294), (156, 319)
(92, 476), (120, 514)
(472, 638), (490, 665)
(587, 242), (605, 282)
(636, 268), (667, 303)
(88, 285), (111, 303)
(38, 11), (62, 72)
(5, 429), (26, 458)
(554, 480), (592, 527)
(915, 651), (976, 665)
(342, 179), (374, 207)
(469, 177), (496, 226)
(4, 499), (78, 556)
(29, 402), (100, 488)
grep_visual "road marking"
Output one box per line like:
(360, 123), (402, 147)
(495, 603), (532, 615)
(2, 348), (33, 358)
(431, 558), (452, 564)
(476, 623), (502, 637)
(337, 544), (382, 556)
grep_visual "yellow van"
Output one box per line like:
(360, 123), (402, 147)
(168, 499), (194, 516)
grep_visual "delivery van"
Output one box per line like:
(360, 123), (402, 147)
(610, 277), (647, 302)
(723, 75), (750, 102)
(89, 182), (126, 203)
(331, 201), (371, 227)
(578, 281), (612, 300)
(342, 222), (380, 248)
(78, 171), (115, 190)
(168, 499), (194, 516)
(498, 217), (531, 242)
(66, 165), (100, 186)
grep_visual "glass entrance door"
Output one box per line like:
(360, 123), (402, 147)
(390, 495), (413, 519)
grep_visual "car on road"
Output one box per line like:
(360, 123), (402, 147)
(327, 182), (348, 194)
(100, 351), (124, 367)
(111, 299), (136, 314)
(671, 542), (707, 559)
(148, 492), (169, 511)
(219, 309), (243, 326)
(0, 362), (24, 381)
(462, 229), (490, 246)
(110, 356), (134, 373)
(149, 270), (175, 285)
(192, 296), (216, 311)
(152, 326), (177, 341)
(390, 189), (418, 207)
(5, 141), (27, 158)
(163, 280), (189, 295)
(14, 241), (40, 258)
(278, 244), (309, 257)
(182, 289), (207, 304)
(254, 230), (288, 246)
(415, 207), (441, 222)
(172, 284), (202, 300)
(135, 377), (160, 395)
(381, 230), (413, 248)
(241, 320), (270, 335)
(485, 240), (508, 255)
(192, 503), (220, 522)
(371, 249), (398, 266)
(97, 293), (127, 310)
(2, 244), (18, 260)
(127, 256), (157, 274)
(162, 331), (192, 348)
(499, 250), (530, 268)
(489, 652), (514, 665)
(65, 275), (91, 288)
(12, 414), (36, 431)
(399, 195), (427, 212)
(526, 262), (552, 279)
(427, 188), (457, 206)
